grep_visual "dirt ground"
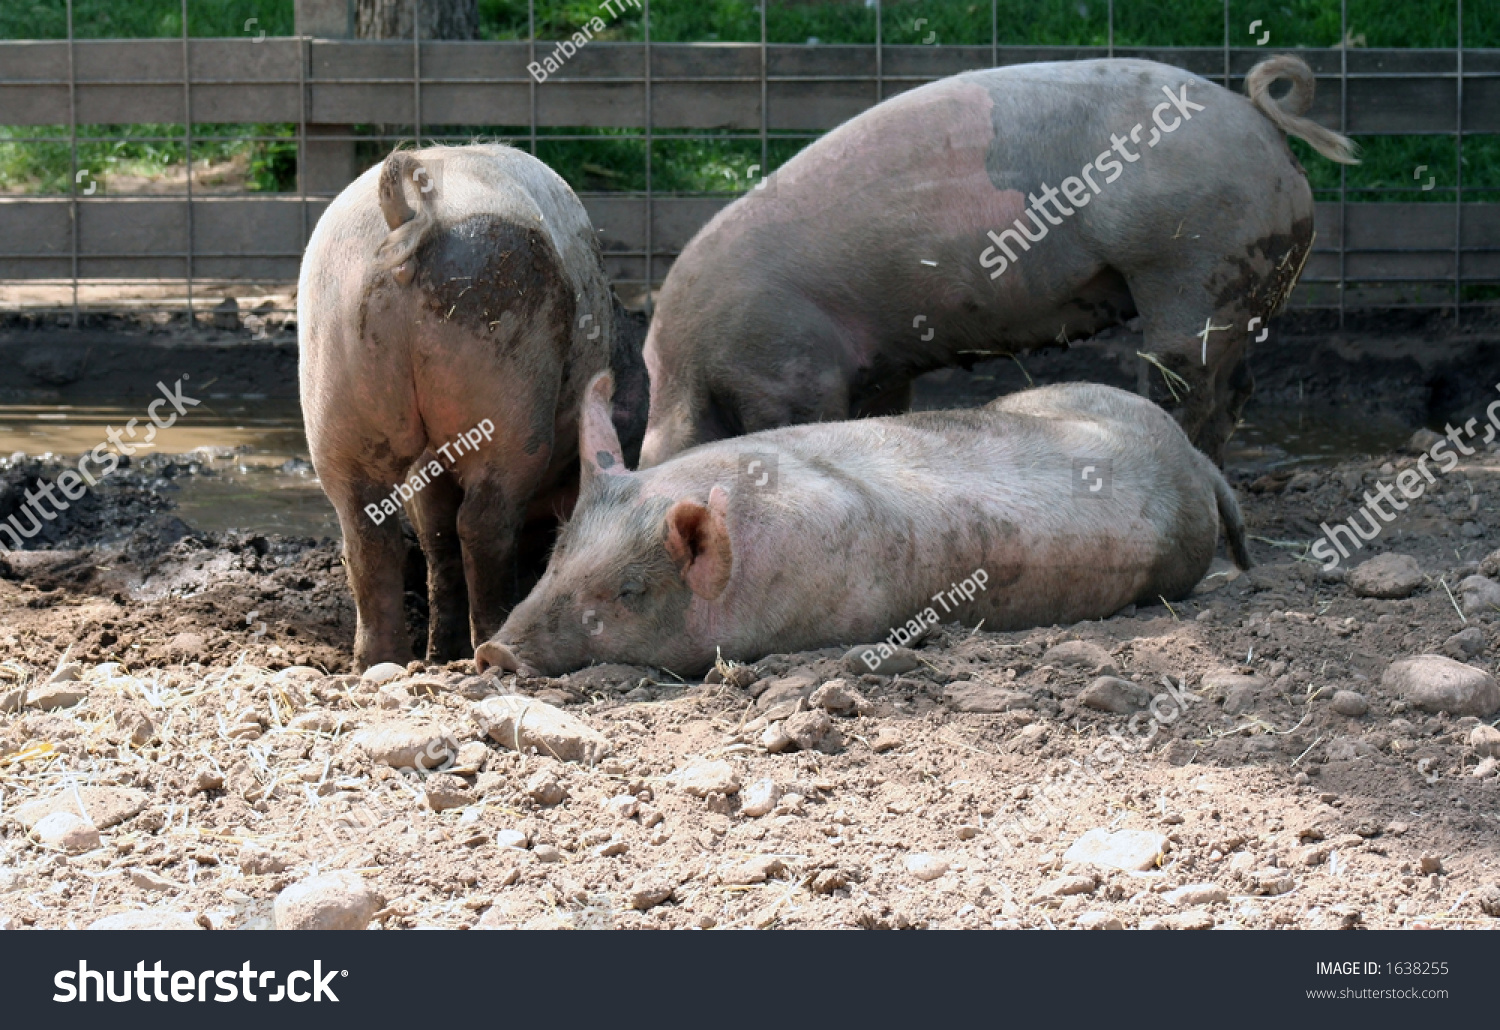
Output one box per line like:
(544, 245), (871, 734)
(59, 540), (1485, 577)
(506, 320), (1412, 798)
(2, 313), (1500, 931)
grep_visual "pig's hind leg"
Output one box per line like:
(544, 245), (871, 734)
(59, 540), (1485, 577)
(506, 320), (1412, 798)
(322, 470), (415, 670)
(405, 457), (471, 661)
(455, 466), (532, 650)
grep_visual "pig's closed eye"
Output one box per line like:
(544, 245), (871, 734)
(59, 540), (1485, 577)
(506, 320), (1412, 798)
(618, 578), (645, 599)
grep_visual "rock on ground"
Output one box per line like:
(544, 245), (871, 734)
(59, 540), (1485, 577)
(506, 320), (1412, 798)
(273, 871), (380, 931)
(26, 683), (87, 709)
(33, 811), (100, 852)
(1382, 655), (1500, 717)
(351, 721), (457, 770)
(741, 777), (779, 817)
(1041, 640), (1117, 676)
(674, 759), (740, 797)
(1078, 675), (1151, 714)
(15, 787), (147, 831)
(1164, 883), (1229, 907)
(1471, 724), (1500, 758)
(1459, 575), (1500, 617)
(1063, 828), (1169, 872)
(1346, 553), (1424, 598)
(903, 853), (949, 881)
(473, 695), (611, 764)
(844, 645), (920, 676)
(1331, 690), (1370, 717)
(943, 681), (1033, 713)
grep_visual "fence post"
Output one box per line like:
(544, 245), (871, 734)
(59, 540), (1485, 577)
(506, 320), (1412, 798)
(296, 0), (356, 197)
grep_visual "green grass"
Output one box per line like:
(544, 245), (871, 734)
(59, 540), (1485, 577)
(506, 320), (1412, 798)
(0, 124), (297, 193)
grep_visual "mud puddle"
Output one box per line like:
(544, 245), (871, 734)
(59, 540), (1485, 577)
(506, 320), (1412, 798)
(0, 399), (337, 538)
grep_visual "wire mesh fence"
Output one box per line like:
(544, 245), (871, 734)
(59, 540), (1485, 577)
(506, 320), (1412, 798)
(0, 0), (1495, 324)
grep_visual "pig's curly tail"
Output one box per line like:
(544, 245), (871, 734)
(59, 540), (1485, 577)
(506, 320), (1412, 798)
(1245, 55), (1359, 165)
(374, 150), (436, 273)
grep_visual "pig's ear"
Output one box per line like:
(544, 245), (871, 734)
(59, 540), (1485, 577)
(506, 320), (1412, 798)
(580, 371), (628, 487)
(664, 485), (732, 600)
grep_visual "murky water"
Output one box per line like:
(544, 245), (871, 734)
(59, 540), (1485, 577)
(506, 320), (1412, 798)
(0, 398), (340, 538)
(0, 397), (1414, 540)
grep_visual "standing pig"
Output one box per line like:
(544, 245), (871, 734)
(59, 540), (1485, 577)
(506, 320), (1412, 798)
(475, 373), (1249, 678)
(299, 143), (632, 669)
(639, 55), (1356, 468)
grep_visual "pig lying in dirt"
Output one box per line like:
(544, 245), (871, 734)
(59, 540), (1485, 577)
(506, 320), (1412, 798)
(300, 144), (645, 670)
(475, 376), (1250, 677)
(639, 55), (1357, 469)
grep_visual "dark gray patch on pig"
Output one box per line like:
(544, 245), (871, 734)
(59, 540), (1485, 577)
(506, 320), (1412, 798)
(413, 215), (575, 355)
(609, 300), (650, 469)
(596, 451), (616, 469)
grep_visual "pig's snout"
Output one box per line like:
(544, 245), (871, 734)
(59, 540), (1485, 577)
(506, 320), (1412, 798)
(474, 640), (538, 677)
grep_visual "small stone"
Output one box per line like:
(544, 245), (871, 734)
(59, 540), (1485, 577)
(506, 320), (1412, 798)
(273, 871), (380, 931)
(595, 839), (629, 858)
(603, 794), (639, 820)
(844, 645), (920, 676)
(1346, 553), (1425, 599)
(1032, 874), (1096, 901)
(472, 695), (612, 764)
(128, 868), (180, 892)
(723, 855), (786, 885)
(350, 721), (457, 771)
(1405, 428), (1444, 454)
(1063, 828), (1169, 872)
(1164, 883), (1228, 907)
(532, 844), (562, 863)
(810, 869), (849, 895)
(1383, 655), (1500, 717)
(1419, 854), (1443, 875)
(1475, 884), (1500, 917)
(1040, 640), (1117, 676)
(784, 709), (838, 751)
(48, 662), (83, 684)
(26, 683), (87, 710)
(676, 759), (740, 797)
(237, 845), (291, 875)
(1298, 844), (1331, 866)
(525, 770), (567, 806)
(1330, 690), (1369, 717)
(904, 853), (949, 881)
(1078, 675), (1152, 714)
(424, 773), (471, 812)
(871, 726), (904, 753)
(755, 673), (819, 709)
(15, 787), (147, 831)
(88, 911), (203, 931)
(1470, 724), (1500, 758)
(809, 679), (867, 714)
(193, 768), (224, 792)
(1204, 671), (1268, 715)
(943, 681), (1033, 713)
(1459, 575), (1500, 617)
(741, 777), (779, 818)
(627, 882), (674, 911)
(1445, 627), (1487, 659)
(1255, 870), (1296, 895)
(1473, 756), (1498, 779)
(494, 829), (529, 850)
(1075, 912), (1124, 930)
(760, 723), (793, 753)
(450, 740), (490, 773)
(288, 711), (355, 734)
(361, 662), (407, 686)
(1164, 909), (1215, 930)
(956, 824), (981, 841)
(33, 811), (101, 852)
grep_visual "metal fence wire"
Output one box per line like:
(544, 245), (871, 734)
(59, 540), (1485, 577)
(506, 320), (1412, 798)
(0, 0), (1495, 325)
